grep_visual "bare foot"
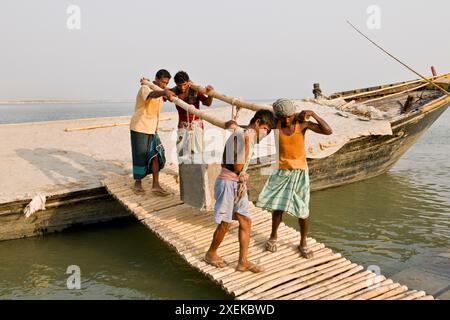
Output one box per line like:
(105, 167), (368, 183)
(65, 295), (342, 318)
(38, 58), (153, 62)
(204, 253), (227, 268)
(299, 245), (314, 259)
(133, 181), (145, 195)
(151, 186), (170, 197)
(236, 261), (265, 273)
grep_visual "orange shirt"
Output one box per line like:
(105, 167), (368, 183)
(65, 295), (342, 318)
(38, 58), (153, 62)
(130, 85), (163, 134)
(276, 120), (308, 170)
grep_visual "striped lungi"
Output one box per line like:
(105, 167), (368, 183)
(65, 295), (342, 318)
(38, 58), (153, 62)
(130, 130), (166, 180)
(256, 168), (310, 219)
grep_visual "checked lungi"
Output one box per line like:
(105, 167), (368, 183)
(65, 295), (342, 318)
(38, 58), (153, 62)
(256, 168), (310, 219)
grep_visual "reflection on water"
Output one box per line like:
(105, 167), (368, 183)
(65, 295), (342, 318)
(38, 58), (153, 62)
(0, 110), (448, 299)
(0, 220), (231, 299)
(295, 171), (449, 276)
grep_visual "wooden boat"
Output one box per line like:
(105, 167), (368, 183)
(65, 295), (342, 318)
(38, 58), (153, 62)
(247, 73), (450, 200)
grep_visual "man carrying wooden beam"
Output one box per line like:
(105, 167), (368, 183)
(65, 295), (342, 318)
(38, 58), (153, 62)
(204, 110), (276, 273)
(130, 69), (175, 196)
(171, 71), (215, 163)
(256, 98), (333, 258)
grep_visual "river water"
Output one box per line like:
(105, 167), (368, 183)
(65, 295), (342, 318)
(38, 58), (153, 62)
(0, 103), (448, 299)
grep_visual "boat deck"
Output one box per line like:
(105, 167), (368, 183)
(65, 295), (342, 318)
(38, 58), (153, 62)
(369, 90), (443, 114)
(103, 171), (435, 300)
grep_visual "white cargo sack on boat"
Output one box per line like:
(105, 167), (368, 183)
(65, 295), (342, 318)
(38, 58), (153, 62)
(24, 194), (46, 218)
(292, 99), (393, 158)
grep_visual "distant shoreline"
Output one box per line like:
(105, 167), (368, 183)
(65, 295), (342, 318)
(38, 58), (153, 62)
(0, 99), (134, 105)
(0, 98), (275, 105)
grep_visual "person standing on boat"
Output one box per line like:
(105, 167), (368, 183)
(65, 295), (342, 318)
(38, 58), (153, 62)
(130, 69), (175, 196)
(204, 110), (276, 272)
(256, 98), (333, 258)
(171, 71), (215, 164)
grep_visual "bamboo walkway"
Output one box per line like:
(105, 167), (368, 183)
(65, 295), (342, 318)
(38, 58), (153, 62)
(103, 169), (434, 300)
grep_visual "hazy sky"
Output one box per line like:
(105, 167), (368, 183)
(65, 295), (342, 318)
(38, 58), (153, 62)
(1, 0), (449, 101)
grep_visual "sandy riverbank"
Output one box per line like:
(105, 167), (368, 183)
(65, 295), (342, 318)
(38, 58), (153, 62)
(0, 107), (261, 203)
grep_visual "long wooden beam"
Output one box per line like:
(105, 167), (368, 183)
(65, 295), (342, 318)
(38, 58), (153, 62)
(189, 83), (272, 112)
(141, 80), (227, 129)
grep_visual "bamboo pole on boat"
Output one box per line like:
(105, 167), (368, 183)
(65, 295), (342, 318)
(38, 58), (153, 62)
(189, 83), (273, 112)
(420, 93), (450, 114)
(332, 73), (450, 101)
(357, 73), (450, 110)
(362, 79), (446, 105)
(346, 20), (450, 96)
(141, 79), (227, 129)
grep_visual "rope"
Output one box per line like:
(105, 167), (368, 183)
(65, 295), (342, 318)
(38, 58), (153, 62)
(230, 97), (242, 121)
(235, 171), (249, 203)
(235, 106), (242, 120)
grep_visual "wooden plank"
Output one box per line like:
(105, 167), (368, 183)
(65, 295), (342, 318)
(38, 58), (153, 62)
(204, 240), (310, 280)
(342, 279), (394, 300)
(254, 259), (353, 300)
(282, 268), (367, 300)
(222, 245), (330, 287)
(210, 241), (323, 282)
(217, 237), (317, 275)
(199, 229), (299, 273)
(259, 262), (362, 301)
(290, 271), (373, 300)
(230, 252), (341, 297)
(371, 285), (408, 300)
(181, 221), (276, 260)
(415, 295), (434, 300)
(239, 259), (352, 300)
(323, 275), (386, 300)
(386, 290), (418, 300)
(399, 291), (426, 300)
(198, 232), (304, 277)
